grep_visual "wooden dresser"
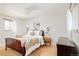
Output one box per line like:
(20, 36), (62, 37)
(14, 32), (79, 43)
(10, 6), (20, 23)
(57, 44), (75, 56)
(57, 37), (76, 56)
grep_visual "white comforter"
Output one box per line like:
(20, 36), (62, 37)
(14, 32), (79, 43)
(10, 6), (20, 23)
(21, 35), (44, 56)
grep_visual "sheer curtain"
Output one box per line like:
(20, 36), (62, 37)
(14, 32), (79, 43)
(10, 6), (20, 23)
(67, 9), (73, 40)
(67, 9), (73, 32)
(67, 4), (79, 40)
(67, 4), (79, 55)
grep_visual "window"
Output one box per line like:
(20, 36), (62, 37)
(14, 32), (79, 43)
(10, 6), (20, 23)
(4, 20), (10, 30)
(4, 20), (17, 32)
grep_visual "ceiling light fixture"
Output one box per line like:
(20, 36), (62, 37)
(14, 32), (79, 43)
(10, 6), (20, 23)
(25, 5), (39, 14)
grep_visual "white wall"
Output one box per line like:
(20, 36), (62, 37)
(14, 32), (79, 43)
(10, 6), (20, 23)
(0, 17), (15, 46)
(0, 18), (4, 46)
(0, 4), (68, 44)
(15, 18), (26, 35)
(22, 7), (68, 43)
(0, 16), (25, 37)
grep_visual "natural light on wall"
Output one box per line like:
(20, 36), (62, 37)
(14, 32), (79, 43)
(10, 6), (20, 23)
(67, 9), (73, 32)
(4, 20), (17, 33)
(67, 9), (73, 40)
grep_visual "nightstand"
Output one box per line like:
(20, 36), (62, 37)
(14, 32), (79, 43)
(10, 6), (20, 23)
(44, 35), (51, 46)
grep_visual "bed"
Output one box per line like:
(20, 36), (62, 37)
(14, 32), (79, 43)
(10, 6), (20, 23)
(5, 30), (45, 56)
(5, 30), (56, 56)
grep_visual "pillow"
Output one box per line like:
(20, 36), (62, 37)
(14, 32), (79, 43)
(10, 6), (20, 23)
(27, 30), (42, 36)
(34, 31), (41, 36)
(27, 31), (35, 36)
(15, 35), (22, 38)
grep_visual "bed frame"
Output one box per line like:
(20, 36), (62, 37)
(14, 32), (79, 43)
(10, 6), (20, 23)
(5, 38), (25, 56)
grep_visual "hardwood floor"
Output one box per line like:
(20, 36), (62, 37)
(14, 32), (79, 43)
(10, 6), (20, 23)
(0, 44), (57, 56)
(0, 48), (22, 56)
(30, 45), (57, 56)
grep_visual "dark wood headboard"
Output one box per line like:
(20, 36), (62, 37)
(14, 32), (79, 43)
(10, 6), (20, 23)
(5, 38), (25, 56)
(41, 30), (44, 36)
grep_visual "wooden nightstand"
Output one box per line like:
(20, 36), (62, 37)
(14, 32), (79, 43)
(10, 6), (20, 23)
(44, 35), (51, 46)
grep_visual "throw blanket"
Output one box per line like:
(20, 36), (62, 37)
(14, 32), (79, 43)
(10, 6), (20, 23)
(21, 35), (44, 56)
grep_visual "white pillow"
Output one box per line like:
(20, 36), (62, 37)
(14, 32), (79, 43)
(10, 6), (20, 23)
(34, 31), (41, 36)
(27, 30), (42, 36)
(27, 31), (35, 36)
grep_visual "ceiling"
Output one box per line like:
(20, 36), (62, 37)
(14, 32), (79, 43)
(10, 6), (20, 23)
(0, 3), (68, 19)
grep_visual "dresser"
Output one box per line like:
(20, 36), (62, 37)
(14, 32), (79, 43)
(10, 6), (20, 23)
(57, 37), (75, 56)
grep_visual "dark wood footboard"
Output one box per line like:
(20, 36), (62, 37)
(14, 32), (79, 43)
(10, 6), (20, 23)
(5, 38), (25, 56)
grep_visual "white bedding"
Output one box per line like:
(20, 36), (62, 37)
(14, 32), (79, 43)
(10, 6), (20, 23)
(21, 35), (44, 56)
(26, 43), (40, 56)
